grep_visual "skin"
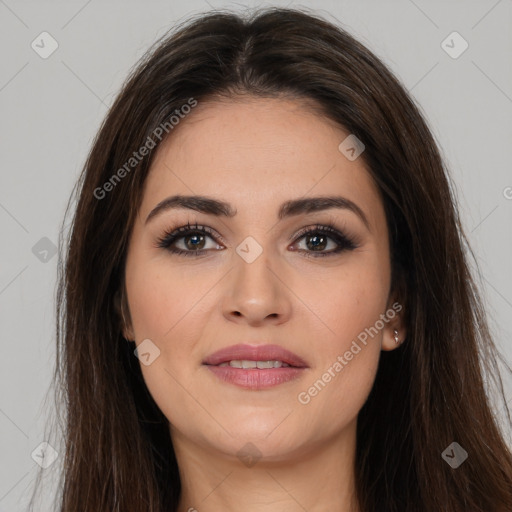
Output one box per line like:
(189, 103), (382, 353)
(122, 96), (406, 512)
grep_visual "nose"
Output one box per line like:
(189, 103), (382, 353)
(222, 247), (292, 327)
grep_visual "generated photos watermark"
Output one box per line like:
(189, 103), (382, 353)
(93, 97), (198, 200)
(297, 301), (403, 404)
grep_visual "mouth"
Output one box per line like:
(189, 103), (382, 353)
(202, 343), (309, 368)
(202, 344), (309, 389)
(215, 360), (295, 368)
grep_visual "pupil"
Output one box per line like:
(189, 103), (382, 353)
(307, 234), (326, 251)
(186, 234), (205, 250)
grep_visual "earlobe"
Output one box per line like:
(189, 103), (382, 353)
(382, 273), (407, 351)
(114, 287), (135, 341)
(381, 311), (407, 351)
(382, 324), (406, 351)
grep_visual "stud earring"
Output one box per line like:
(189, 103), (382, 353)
(393, 329), (400, 345)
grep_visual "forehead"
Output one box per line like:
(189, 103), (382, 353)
(141, 97), (386, 229)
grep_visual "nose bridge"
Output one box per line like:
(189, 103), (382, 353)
(224, 234), (291, 323)
(233, 235), (277, 298)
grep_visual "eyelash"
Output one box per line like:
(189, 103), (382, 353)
(154, 221), (359, 258)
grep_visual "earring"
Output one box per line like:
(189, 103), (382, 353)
(393, 329), (400, 345)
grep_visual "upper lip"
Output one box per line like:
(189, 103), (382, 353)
(202, 344), (309, 368)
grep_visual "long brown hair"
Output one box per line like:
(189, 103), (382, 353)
(29, 6), (512, 511)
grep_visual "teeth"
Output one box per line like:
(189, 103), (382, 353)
(217, 360), (291, 368)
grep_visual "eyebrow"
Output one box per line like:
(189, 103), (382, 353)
(145, 194), (371, 231)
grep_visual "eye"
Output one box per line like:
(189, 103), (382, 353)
(155, 221), (359, 258)
(155, 221), (223, 257)
(290, 223), (358, 258)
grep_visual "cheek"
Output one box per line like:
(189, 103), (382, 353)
(125, 260), (215, 430)
(292, 260), (387, 421)
(126, 253), (220, 374)
(294, 255), (389, 347)
(126, 256), (208, 343)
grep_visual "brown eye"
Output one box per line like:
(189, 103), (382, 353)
(156, 222), (358, 258)
(291, 224), (358, 258)
(156, 222), (224, 257)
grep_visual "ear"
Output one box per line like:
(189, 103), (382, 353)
(381, 274), (407, 352)
(114, 285), (135, 341)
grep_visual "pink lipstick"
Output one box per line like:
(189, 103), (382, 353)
(202, 343), (309, 390)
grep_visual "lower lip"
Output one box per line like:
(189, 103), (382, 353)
(204, 364), (306, 389)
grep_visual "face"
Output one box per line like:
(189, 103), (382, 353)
(122, 97), (404, 461)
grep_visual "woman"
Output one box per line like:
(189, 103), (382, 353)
(30, 6), (512, 511)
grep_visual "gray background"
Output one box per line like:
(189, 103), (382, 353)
(0, 0), (511, 510)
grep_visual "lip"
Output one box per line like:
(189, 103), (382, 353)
(202, 344), (309, 368)
(202, 344), (309, 390)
